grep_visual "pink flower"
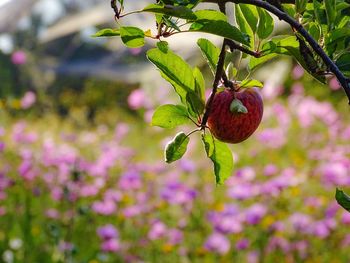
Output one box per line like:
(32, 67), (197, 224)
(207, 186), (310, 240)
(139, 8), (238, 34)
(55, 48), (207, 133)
(101, 239), (120, 252)
(148, 221), (167, 240)
(11, 50), (27, 65)
(292, 65), (304, 79)
(21, 91), (36, 109)
(92, 199), (117, 215)
(127, 89), (149, 110)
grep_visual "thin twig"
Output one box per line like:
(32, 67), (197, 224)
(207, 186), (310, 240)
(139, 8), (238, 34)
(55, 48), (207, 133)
(225, 39), (261, 58)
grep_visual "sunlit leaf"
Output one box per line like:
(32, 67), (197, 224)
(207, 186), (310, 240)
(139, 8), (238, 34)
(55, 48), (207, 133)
(238, 4), (258, 33)
(92, 28), (120, 37)
(120, 26), (145, 48)
(240, 79), (264, 88)
(193, 67), (206, 101)
(235, 4), (254, 49)
(190, 20), (250, 46)
(152, 104), (189, 128)
(193, 9), (227, 21)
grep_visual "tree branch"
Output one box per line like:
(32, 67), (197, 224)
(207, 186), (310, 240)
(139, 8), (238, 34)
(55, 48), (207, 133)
(201, 39), (227, 129)
(202, 0), (350, 104)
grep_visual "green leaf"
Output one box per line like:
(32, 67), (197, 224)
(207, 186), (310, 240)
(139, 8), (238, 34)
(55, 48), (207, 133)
(143, 4), (196, 20)
(120, 26), (145, 48)
(308, 22), (321, 42)
(238, 4), (258, 33)
(193, 67), (205, 101)
(165, 132), (190, 163)
(193, 9), (227, 21)
(240, 79), (264, 88)
(230, 99), (248, 114)
(335, 188), (350, 212)
(202, 134), (234, 185)
(186, 91), (205, 117)
(295, 0), (308, 13)
(325, 0), (336, 30)
(92, 28), (120, 37)
(190, 20), (250, 46)
(256, 8), (274, 39)
(197, 38), (220, 75)
(147, 48), (195, 105)
(151, 104), (189, 128)
(248, 53), (277, 70)
(156, 41), (169, 52)
(235, 4), (254, 49)
(336, 52), (350, 75)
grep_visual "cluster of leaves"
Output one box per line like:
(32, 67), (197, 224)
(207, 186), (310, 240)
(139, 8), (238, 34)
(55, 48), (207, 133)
(93, 0), (350, 185)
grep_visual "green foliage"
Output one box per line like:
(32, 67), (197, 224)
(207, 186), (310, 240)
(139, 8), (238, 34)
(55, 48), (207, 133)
(197, 38), (220, 75)
(91, 28), (120, 37)
(202, 134), (233, 185)
(336, 189), (350, 213)
(151, 104), (190, 128)
(120, 26), (145, 48)
(93, 0), (350, 186)
(165, 132), (190, 163)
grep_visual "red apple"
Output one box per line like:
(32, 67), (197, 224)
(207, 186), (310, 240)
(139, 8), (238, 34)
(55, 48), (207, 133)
(207, 87), (263, 144)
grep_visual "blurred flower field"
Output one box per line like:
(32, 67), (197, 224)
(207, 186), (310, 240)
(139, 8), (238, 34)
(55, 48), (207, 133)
(1, 72), (350, 263)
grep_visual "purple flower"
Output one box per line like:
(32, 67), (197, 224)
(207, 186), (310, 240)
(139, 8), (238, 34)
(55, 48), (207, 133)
(0, 142), (5, 152)
(92, 199), (117, 215)
(236, 239), (249, 250)
(227, 183), (257, 200)
(204, 232), (230, 255)
(11, 50), (26, 65)
(312, 221), (330, 239)
(97, 224), (118, 240)
(167, 228), (183, 245)
(267, 237), (290, 253)
(289, 213), (312, 233)
(208, 205), (242, 234)
(245, 204), (267, 225)
(257, 128), (286, 149)
(118, 170), (142, 190)
(160, 181), (197, 205)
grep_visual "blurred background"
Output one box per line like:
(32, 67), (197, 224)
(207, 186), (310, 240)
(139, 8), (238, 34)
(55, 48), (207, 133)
(0, 0), (350, 262)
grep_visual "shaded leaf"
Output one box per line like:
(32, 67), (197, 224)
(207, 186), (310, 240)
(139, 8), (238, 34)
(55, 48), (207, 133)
(336, 52), (350, 75)
(157, 41), (169, 52)
(193, 67), (206, 101)
(197, 38), (220, 75)
(202, 134), (234, 185)
(165, 132), (190, 163)
(235, 4), (254, 49)
(151, 104), (189, 128)
(230, 99), (248, 114)
(238, 4), (258, 33)
(257, 8), (274, 39)
(336, 188), (350, 213)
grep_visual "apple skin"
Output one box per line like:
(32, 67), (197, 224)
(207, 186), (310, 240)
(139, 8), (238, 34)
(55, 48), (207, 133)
(207, 87), (263, 144)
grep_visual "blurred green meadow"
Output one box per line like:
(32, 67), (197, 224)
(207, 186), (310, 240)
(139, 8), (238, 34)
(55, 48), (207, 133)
(1, 1), (350, 262)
